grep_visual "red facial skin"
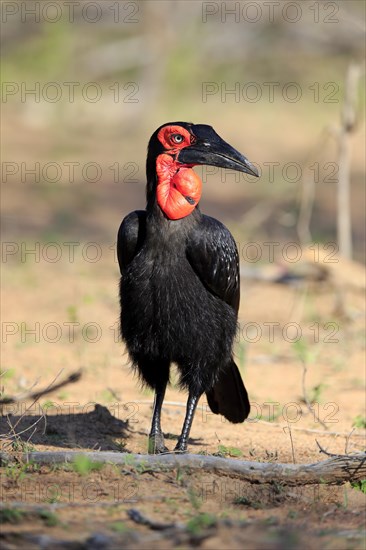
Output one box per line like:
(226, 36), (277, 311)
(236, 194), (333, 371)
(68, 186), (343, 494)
(156, 126), (202, 220)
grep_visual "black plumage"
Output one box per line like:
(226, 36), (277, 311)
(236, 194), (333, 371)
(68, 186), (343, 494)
(117, 122), (259, 453)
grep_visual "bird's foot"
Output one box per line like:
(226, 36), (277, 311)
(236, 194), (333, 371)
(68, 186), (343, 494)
(148, 432), (169, 454)
(173, 438), (188, 454)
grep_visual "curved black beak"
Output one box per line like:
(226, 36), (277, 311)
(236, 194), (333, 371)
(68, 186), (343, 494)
(177, 124), (259, 177)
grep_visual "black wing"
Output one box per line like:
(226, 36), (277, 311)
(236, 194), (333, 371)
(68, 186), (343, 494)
(187, 215), (249, 422)
(117, 210), (146, 274)
(186, 215), (240, 313)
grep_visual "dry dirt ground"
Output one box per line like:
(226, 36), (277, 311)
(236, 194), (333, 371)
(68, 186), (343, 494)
(1, 184), (366, 549)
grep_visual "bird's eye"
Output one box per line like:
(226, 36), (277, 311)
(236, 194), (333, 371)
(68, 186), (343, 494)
(171, 134), (184, 144)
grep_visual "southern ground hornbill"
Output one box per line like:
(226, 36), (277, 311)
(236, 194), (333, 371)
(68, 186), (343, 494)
(117, 122), (259, 453)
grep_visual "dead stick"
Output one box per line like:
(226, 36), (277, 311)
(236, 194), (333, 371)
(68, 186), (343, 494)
(1, 450), (364, 486)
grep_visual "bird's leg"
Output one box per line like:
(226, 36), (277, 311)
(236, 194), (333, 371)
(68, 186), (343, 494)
(148, 381), (168, 454)
(174, 393), (200, 453)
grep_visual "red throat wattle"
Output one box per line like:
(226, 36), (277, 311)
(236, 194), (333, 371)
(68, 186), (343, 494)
(156, 154), (202, 220)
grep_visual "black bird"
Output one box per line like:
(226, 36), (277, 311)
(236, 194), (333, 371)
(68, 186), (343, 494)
(117, 122), (259, 453)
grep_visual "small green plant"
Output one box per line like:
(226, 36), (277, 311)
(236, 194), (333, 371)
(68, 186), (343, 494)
(45, 485), (61, 504)
(352, 415), (366, 429)
(100, 389), (115, 404)
(187, 486), (202, 511)
(308, 383), (327, 404)
(215, 445), (243, 458)
(350, 480), (366, 494)
(10, 440), (36, 453)
(66, 305), (78, 324)
(50, 462), (73, 473)
(123, 454), (137, 468)
(57, 391), (69, 401)
(38, 509), (60, 527)
(72, 455), (104, 476)
(135, 460), (151, 474)
(293, 339), (312, 364)
(111, 521), (128, 533)
(234, 496), (261, 509)
(186, 513), (216, 535)
(0, 368), (15, 380)
(5, 462), (27, 483)
(0, 508), (24, 524)
(176, 466), (184, 483)
(25, 460), (41, 474)
(197, 450), (208, 455)
(42, 400), (55, 411)
(113, 439), (127, 451)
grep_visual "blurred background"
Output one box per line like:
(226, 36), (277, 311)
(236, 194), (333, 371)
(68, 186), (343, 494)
(1, 1), (365, 415)
(2, 0), (365, 258)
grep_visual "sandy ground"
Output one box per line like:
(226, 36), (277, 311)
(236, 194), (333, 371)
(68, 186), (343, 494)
(1, 212), (365, 547)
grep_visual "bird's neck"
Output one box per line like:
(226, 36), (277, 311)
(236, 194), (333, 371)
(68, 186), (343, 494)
(146, 154), (202, 221)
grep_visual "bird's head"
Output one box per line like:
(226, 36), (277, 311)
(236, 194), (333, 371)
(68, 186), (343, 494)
(146, 122), (259, 220)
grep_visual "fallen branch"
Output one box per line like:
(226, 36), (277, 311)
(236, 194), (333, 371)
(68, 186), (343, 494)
(1, 450), (364, 486)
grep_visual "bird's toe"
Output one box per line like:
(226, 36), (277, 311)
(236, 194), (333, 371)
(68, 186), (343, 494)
(173, 439), (188, 453)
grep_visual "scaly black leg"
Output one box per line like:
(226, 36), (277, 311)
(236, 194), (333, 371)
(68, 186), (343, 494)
(174, 393), (200, 453)
(148, 381), (168, 454)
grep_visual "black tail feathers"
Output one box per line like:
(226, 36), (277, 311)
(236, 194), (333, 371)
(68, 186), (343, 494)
(206, 360), (250, 423)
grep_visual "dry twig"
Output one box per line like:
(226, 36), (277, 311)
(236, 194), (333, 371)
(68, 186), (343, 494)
(1, 450), (365, 487)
